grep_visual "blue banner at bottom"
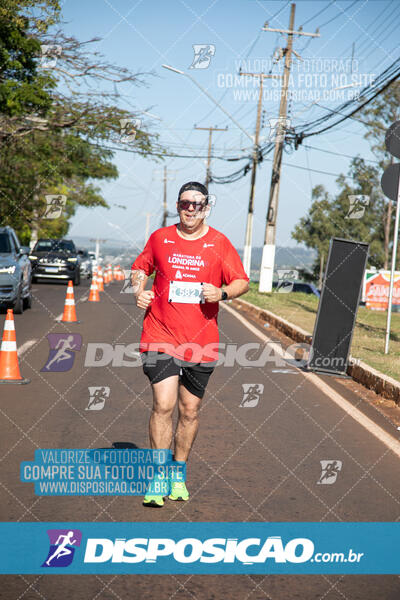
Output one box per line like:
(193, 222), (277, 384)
(1, 522), (399, 574)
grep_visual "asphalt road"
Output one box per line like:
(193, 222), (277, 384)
(1, 278), (400, 599)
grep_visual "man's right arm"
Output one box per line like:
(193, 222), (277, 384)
(131, 269), (154, 310)
(131, 269), (148, 295)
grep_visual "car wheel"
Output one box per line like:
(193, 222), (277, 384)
(13, 287), (24, 314)
(23, 291), (32, 310)
(74, 269), (81, 286)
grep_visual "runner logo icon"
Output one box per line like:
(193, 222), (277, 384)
(189, 44), (216, 69)
(42, 529), (82, 567)
(203, 243), (214, 248)
(41, 334), (82, 372)
(86, 386), (110, 410)
(240, 383), (264, 407)
(164, 238), (175, 244)
(317, 460), (342, 485)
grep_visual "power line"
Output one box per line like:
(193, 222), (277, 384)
(340, 0), (395, 58)
(300, 0), (335, 27)
(303, 144), (380, 164)
(318, 0), (359, 29)
(355, 1), (400, 56)
(292, 56), (400, 141)
(267, 0), (290, 23)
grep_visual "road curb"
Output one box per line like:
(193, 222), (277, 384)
(231, 297), (400, 406)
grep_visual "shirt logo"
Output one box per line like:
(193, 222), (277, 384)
(203, 243), (214, 248)
(164, 238), (175, 244)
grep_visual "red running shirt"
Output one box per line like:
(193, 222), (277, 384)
(131, 224), (249, 363)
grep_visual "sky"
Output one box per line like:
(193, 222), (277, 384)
(59, 0), (400, 250)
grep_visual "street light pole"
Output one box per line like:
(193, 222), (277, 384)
(162, 64), (254, 143)
(384, 181), (400, 354)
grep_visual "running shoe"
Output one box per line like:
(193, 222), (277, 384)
(143, 474), (169, 508)
(169, 480), (189, 501)
(143, 493), (164, 508)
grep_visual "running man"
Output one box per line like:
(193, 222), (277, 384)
(44, 335), (77, 371)
(131, 181), (249, 507)
(45, 531), (77, 565)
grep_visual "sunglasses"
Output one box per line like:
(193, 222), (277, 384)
(178, 200), (207, 212)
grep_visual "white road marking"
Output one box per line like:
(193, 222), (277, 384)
(18, 339), (37, 356)
(222, 302), (400, 459)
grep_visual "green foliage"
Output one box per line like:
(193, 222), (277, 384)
(0, 0), (57, 116)
(292, 81), (400, 275)
(0, 0), (162, 244)
(292, 158), (386, 275)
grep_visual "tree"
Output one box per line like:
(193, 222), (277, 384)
(292, 185), (336, 286)
(292, 158), (387, 282)
(359, 81), (400, 268)
(0, 0), (163, 243)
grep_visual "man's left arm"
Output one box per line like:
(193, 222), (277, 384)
(203, 279), (249, 303)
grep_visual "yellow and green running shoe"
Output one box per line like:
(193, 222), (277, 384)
(143, 474), (169, 508)
(142, 493), (164, 508)
(169, 480), (189, 501)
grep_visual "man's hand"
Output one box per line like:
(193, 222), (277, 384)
(136, 290), (155, 309)
(202, 283), (222, 303)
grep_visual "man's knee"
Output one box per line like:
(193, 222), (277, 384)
(178, 401), (200, 422)
(152, 401), (174, 418)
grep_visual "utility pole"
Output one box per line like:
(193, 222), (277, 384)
(90, 238), (107, 262)
(240, 72), (281, 277)
(144, 212), (153, 245)
(154, 167), (176, 227)
(162, 166), (168, 227)
(194, 125), (227, 188)
(259, 3), (320, 292)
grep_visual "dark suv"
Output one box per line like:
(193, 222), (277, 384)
(0, 226), (32, 313)
(30, 239), (81, 285)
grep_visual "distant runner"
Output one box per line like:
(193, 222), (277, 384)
(131, 181), (249, 507)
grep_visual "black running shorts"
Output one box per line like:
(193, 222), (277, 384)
(141, 352), (216, 399)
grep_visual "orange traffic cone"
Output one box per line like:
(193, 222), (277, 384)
(88, 275), (100, 302)
(60, 281), (79, 322)
(108, 265), (113, 282)
(97, 268), (104, 292)
(104, 267), (109, 285)
(0, 309), (29, 384)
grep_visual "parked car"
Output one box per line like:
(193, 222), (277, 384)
(0, 226), (32, 313)
(29, 238), (81, 285)
(78, 249), (92, 279)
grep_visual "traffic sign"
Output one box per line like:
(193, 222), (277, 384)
(381, 163), (400, 202)
(385, 120), (400, 159)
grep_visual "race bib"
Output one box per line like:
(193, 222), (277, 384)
(168, 281), (204, 304)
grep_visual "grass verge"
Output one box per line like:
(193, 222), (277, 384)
(243, 282), (400, 382)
